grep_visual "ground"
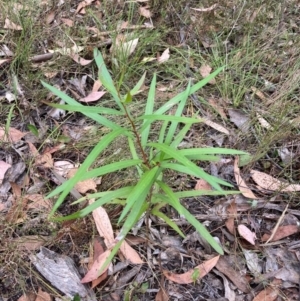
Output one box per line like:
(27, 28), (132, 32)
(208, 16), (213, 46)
(1, 0), (300, 300)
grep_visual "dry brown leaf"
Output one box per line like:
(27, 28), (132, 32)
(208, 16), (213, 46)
(13, 235), (48, 251)
(225, 200), (237, 235)
(157, 48), (170, 64)
(250, 169), (300, 192)
(91, 237), (108, 288)
(199, 64), (216, 84)
(155, 279), (169, 301)
(208, 98), (227, 119)
(45, 10), (55, 24)
(92, 80), (102, 92)
(253, 279), (281, 301)
(0, 160), (11, 182)
(17, 292), (36, 301)
(139, 6), (152, 18)
(195, 179), (212, 190)
(4, 18), (23, 30)
(79, 91), (106, 102)
(251, 86), (268, 102)
(0, 58), (11, 66)
(68, 168), (97, 194)
(238, 224), (256, 245)
(35, 287), (51, 301)
(215, 256), (250, 293)
(234, 157), (257, 199)
(262, 225), (299, 242)
(256, 113), (273, 130)
(70, 54), (93, 66)
(163, 255), (219, 284)
(191, 4), (217, 12)
(61, 18), (74, 27)
(26, 194), (52, 211)
(119, 240), (143, 264)
(202, 117), (229, 135)
(0, 127), (27, 143)
(91, 202), (143, 264)
(81, 249), (111, 283)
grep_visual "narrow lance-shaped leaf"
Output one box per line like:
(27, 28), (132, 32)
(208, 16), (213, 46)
(53, 186), (134, 221)
(160, 162), (232, 187)
(141, 74), (156, 147)
(142, 66), (224, 130)
(149, 142), (230, 190)
(119, 166), (160, 223)
(157, 183), (223, 254)
(48, 159), (141, 198)
(164, 81), (191, 145)
(94, 48), (124, 111)
(48, 128), (127, 215)
(44, 103), (123, 115)
(41, 81), (122, 130)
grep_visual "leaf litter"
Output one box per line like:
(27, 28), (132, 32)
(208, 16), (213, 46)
(1, 0), (300, 300)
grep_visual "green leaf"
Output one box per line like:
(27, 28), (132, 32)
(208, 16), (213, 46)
(128, 137), (143, 176)
(174, 189), (240, 198)
(93, 48), (123, 111)
(53, 186), (134, 221)
(49, 160), (141, 198)
(142, 66), (224, 130)
(164, 81), (191, 145)
(47, 128), (127, 215)
(27, 124), (38, 136)
(160, 162), (232, 187)
(177, 148), (249, 156)
(158, 120), (169, 144)
(138, 114), (200, 125)
(123, 91), (132, 104)
(41, 81), (122, 130)
(149, 143), (231, 190)
(119, 166), (160, 223)
(45, 103), (123, 115)
(170, 123), (192, 148)
(152, 208), (185, 238)
(141, 74), (156, 147)
(130, 72), (146, 95)
(156, 184), (223, 254)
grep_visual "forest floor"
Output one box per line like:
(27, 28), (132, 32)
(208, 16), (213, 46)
(1, 0), (300, 300)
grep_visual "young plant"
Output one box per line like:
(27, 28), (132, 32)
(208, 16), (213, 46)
(42, 48), (246, 270)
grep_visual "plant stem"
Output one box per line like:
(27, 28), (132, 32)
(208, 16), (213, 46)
(122, 103), (150, 168)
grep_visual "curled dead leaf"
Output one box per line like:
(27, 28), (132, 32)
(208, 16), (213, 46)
(238, 224), (256, 245)
(250, 169), (300, 192)
(234, 157), (257, 199)
(163, 255), (219, 284)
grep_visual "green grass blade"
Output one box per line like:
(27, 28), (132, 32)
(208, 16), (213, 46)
(45, 103), (123, 115)
(164, 81), (191, 145)
(152, 209), (185, 238)
(170, 123), (192, 148)
(47, 128), (127, 215)
(118, 166), (160, 223)
(93, 48), (123, 111)
(54, 186), (134, 221)
(130, 71), (146, 95)
(149, 143), (231, 190)
(160, 162), (232, 187)
(41, 81), (122, 130)
(141, 74), (156, 147)
(157, 183), (223, 254)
